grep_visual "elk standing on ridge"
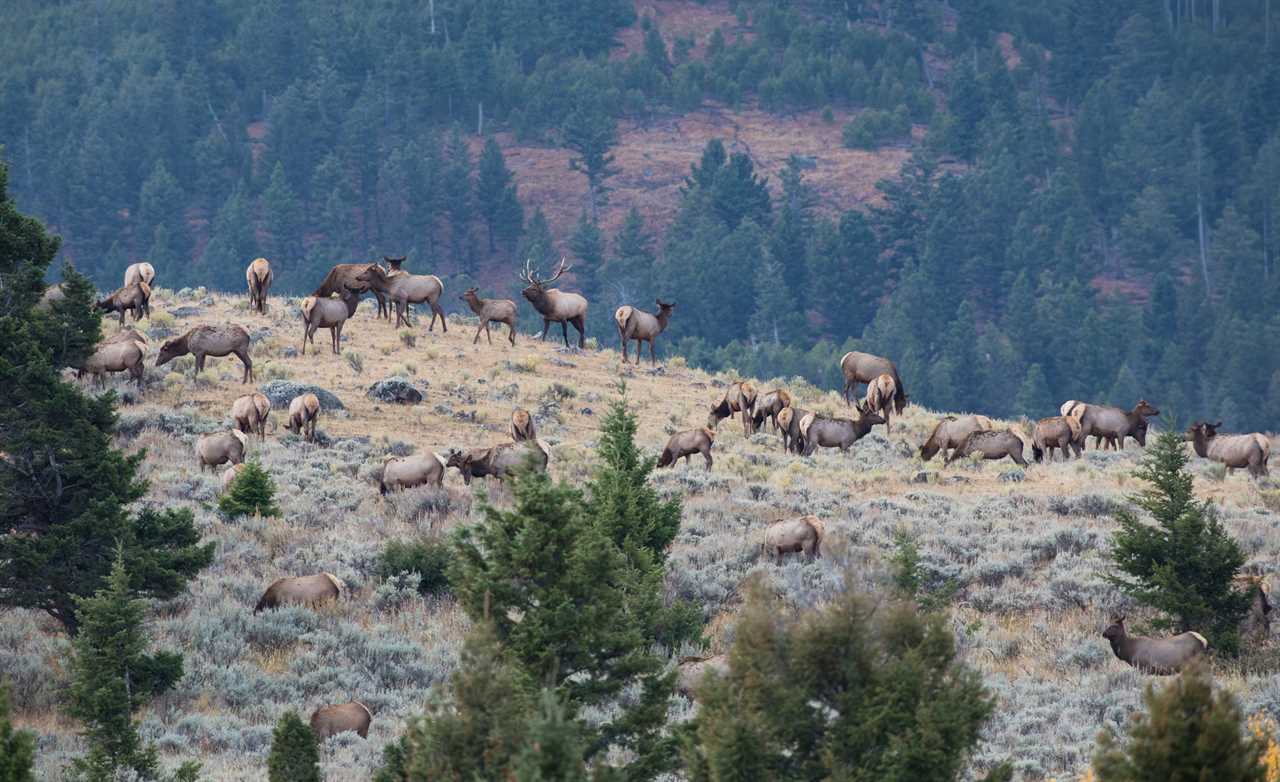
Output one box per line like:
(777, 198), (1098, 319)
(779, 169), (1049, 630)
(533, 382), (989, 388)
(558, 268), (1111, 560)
(460, 287), (518, 346)
(156, 324), (253, 383)
(355, 261), (447, 331)
(1102, 615), (1207, 675)
(246, 257), (272, 313)
(863, 373), (898, 434)
(301, 290), (359, 355)
(1187, 421), (1270, 477)
(520, 258), (588, 348)
(615, 299), (675, 365)
(840, 351), (907, 412)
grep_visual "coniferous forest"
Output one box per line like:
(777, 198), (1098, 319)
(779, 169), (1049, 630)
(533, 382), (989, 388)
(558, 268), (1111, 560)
(3, 0), (1280, 426)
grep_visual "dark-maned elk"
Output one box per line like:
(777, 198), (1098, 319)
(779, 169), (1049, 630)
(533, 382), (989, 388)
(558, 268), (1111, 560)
(1076, 400), (1159, 450)
(1235, 574), (1272, 644)
(284, 393), (321, 443)
(314, 262), (389, 319)
(863, 373), (898, 434)
(123, 261), (155, 288)
(752, 389), (792, 434)
(96, 281), (151, 324)
(157, 324), (254, 383)
(509, 409), (536, 442)
(379, 452), (448, 494)
(230, 392), (272, 441)
(615, 299), (675, 365)
(799, 407), (885, 456)
(301, 291), (359, 355)
(708, 381), (758, 436)
(79, 340), (146, 388)
(460, 288), (518, 346)
(246, 257), (272, 313)
(520, 258), (588, 348)
(657, 427), (716, 470)
(919, 415), (994, 461)
(1032, 416), (1083, 462)
(761, 515), (825, 563)
(446, 440), (550, 485)
(311, 702), (372, 740)
(355, 262), (447, 332)
(776, 406), (812, 454)
(1187, 421), (1271, 478)
(196, 430), (248, 472)
(254, 573), (345, 612)
(1102, 615), (1207, 675)
(944, 429), (1028, 467)
(840, 351), (907, 413)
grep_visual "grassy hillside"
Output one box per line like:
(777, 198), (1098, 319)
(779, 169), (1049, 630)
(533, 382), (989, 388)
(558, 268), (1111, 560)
(8, 287), (1279, 780)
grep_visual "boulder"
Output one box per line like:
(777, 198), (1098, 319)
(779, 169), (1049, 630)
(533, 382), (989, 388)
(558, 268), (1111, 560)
(259, 380), (345, 411)
(366, 376), (423, 405)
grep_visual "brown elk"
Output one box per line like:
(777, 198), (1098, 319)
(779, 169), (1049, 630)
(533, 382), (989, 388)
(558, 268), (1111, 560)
(301, 291), (359, 355)
(246, 257), (272, 313)
(284, 393), (321, 443)
(254, 573), (344, 612)
(79, 340), (146, 388)
(751, 389), (792, 433)
(1031, 416), (1083, 462)
(95, 281), (151, 324)
(355, 262), (447, 331)
(220, 463), (245, 493)
(460, 288), (518, 346)
(657, 427), (716, 470)
(311, 702), (372, 740)
(446, 440), (549, 485)
(1187, 421), (1271, 477)
(761, 515), (825, 563)
(196, 430), (248, 472)
(520, 258), (588, 348)
(840, 351), (907, 412)
(1102, 616), (1207, 675)
(614, 299), (675, 365)
(944, 430), (1028, 467)
(314, 262), (389, 319)
(1076, 400), (1159, 450)
(799, 408), (885, 456)
(708, 381), (758, 436)
(379, 452), (447, 494)
(157, 324), (253, 383)
(919, 415), (994, 461)
(508, 409), (537, 442)
(123, 261), (155, 288)
(230, 392), (272, 441)
(675, 654), (728, 698)
(863, 373), (898, 434)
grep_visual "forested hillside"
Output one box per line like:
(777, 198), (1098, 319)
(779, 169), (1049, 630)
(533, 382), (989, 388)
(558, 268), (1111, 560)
(2, 0), (1279, 428)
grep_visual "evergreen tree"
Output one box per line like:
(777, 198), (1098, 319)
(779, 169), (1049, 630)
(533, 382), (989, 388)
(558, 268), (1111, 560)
(1014, 363), (1054, 418)
(1107, 429), (1252, 653)
(519, 208), (556, 268)
(137, 159), (188, 272)
(199, 184), (256, 290)
(710, 153), (771, 230)
(513, 691), (589, 782)
(0, 685), (34, 782)
(605, 208), (656, 300)
(563, 93), (619, 220)
(1092, 664), (1267, 782)
(260, 163), (303, 274)
(567, 211), (604, 303)
(749, 256), (804, 346)
(442, 127), (475, 266)
(267, 711), (320, 782)
(476, 137), (523, 253)
(218, 460), (281, 518)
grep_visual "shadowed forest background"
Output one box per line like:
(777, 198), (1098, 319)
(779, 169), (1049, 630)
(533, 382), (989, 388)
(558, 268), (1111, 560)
(3, 0), (1280, 427)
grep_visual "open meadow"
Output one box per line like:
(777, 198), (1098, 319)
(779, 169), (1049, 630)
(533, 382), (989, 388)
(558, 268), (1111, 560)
(8, 286), (1280, 780)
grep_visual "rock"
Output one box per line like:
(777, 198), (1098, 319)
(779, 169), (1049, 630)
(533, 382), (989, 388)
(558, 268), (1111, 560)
(999, 469), (1026, 483)
(550, 357), (577, 368)
(248, 327), (272, 343)
(944, 476), (971, 485)
(491, 383), (520, 401)
(258, 380), (345, 411)
(580, 407), (594, 416)
(199, 296), (215, 306)
(911, 471), (930, 484)
(282, 346), (298, 358)
(367, 376), (423, 404)
(169, 306), (203, 319)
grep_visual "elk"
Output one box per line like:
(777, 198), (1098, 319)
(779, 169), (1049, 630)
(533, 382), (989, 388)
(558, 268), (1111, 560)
(751, 389), (792, 433)
(508, 409), (537, 442)
(460, 287), (518, 346)
(657, 427), (716, 470)
(520, 258), (588, 348)
(246, 257), (272, 313)
(675, 654), (728, 698)
(863, 373), (898, 434)
(379, 452), (448, 494)
(708, 381), (758, 436)
(301, 290), (359, 355)
(79, 340), (146, 388)
(799, 408), (885, 456)
(840, 351), (907, 412)
(283, 393), (321, 443)
(95, 281), (151, 324)
(230, 392), (272, 441)
(776, 406), (812, 454)
(761, 516), (825, 563)
(220, 463), (245, 493)
(123, 261), (155, 288)
(919, 415), (994, 461)
(615, 299), (675, 365)
(1235, 574), (1272, 643)
(1102, 616), (1207, 675)
(1031, 416), (1083, 462)
(314, 262), (389, 319)
(157, 324), (253, 383)
(196, 430), (248, 472)
(944, 430), (1028, 467)
(1076, 400), (1159, 450)
(446, 440), (549, 485)
(355, 262), (447, 331)
(1187, 421), (1270, 477)
(311, 702), (372, 740)
(254, 573), (344, 612)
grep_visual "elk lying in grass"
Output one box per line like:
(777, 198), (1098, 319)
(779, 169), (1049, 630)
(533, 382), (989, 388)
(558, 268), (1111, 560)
(356, 262), (447, 331)
(708, 381), (758, 436)
(254, 573), (344, 612)
(752, 389), (792, 433)
(1032, 416), (1083, 462)
(301, 291), (358, 355)
(863, 373), (898, 434)
(311, 702), (372, 740)
(520, 258), (588, 348)
(96, 281), (151, 324)
(123, 261), (155, 288)
(314, 262), (389, 319)
(284, 393), (321, 443)
(157, 324), (254, 383)
(919, 415), (994, 461)
(1076, 400), (1159, 450)
(246, 257), (272, 313)
(196, 430), (248, 471)
(615, 299), (675, 365)
(1102, 615), (1206, 675)
(944, 430), (1028, 467)
(460, 288), (517, 346)
(79, 339), (146, 388)
(840, 351), (907, 412)
(230, 392), (272, 441)
(379, 452), (447, 493)
(657, 427), (716, 470)
(509, 409), (537, 442)
(446, 440), (549, 485)
(798, 407), (884, 456)
(761, 515), (825, 563)
(1187, 421), (1271, 477)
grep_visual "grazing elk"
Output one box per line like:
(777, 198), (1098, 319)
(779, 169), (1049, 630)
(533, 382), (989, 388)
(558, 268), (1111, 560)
(230, 392), (272, 441)
(520, 258), (588, 348)
(301, 290), (359, 355)
(79, 339), (146, 388)
(379, 452), (448, 494)
(1032, 416), (1083, 462)
(919, 415), (994, 461)
(314, 262), (390, 319)
(799, 408), (885, 456)
(196, 430), (248, 472)
(761, 515), (825, 563)
(311, 702), (372, 740)
(615, 299), (675, 365)
(446, 440), (549, 485)
(863, 373), (898, 434)
(96, 281), (151, 324)
(220, 463), (245, 493)
(708, 381), (758, 436)
(246, 257), (272, 313)
(675, 654), (728, 698)
(283, 393), (321, 443)
(840, 351), (907, 412)
(657, 427), (716, 470)
(156, 324), (254, 383)
(1076, 400), (1159, 450)
(944, 430), (1028, 467)
(460, 287), (518, 346)
(1187, 421), (1271, 477)
(752, 389), (792, 434)
(509, 409), (537, 442)
(254, 573), (344, 612)
(1102, 615), (1207, 675)
(355, 262), (447, 331)
(123, 261), (155, 288)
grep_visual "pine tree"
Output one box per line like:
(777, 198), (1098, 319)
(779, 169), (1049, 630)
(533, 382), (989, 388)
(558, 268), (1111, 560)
(1014, 363), (1054, 418)
(267, 711), (320, 782)
(218, 460), (281, 518)
(568, 211), (604, 303)
(513, 691), (589, 782)
(710, 153), (771, 230)
(748, 256), (804, 346)
(519, 208), (556, 268)
(563, 93), (619, 221)
(476, 138), (523, 253)
(0, 684), (35, 782)
(608, 207), (656, 295)
(1107, 428), (1252, 653)
(442, 127), (475, 265)
(1092, 664), (1267, 782)
(137, 159), (188, 271)
(199, 184), (256, 290)
(261, 163), (303, 273)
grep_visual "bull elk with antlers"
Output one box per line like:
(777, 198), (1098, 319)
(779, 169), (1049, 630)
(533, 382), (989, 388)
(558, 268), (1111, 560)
(520, 258), (588, 348)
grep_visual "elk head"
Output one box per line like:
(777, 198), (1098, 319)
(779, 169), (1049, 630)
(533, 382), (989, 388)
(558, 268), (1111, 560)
(519, 258), (570, 309)
(1102, 615), (1126, 641)
(1134, 399), (1160, 417)
(460, 287), (481, 304)
(383, 255), (406, 271)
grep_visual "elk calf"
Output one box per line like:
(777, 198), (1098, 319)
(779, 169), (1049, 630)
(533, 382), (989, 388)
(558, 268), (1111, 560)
(799, 407), (885, 456)
(657, 428), (716, 470)
(460, 287), (517, 345)
(615, 299), (675, 365)
(356, 262), (447, 331)
(840, 351), (907, 412)
(752, 389), (792, 433)
(520, 258), (588, 348)
(1032, 416), (1083, 462)
(863, 373), (898, 434)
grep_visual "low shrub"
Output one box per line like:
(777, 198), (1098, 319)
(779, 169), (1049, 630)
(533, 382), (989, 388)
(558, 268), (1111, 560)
(377, 538), (452, 596)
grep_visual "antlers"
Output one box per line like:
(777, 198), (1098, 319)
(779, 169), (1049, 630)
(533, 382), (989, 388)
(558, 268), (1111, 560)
(520, 257), (572, 288)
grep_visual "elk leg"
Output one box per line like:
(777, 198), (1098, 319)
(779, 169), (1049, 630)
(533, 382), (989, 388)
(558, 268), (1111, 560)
(507, 322), (516, 346)
(560, 320), (570, 347)
(473, 323), (483, 345)
(433, 300), (447, 332)
(237, 350), (253, 383)
(703, 447), (713, 471)
(619, 330), (627, 362)
(649, 339), (657, 366)
(540, 320), (551, 341)
(572, 316), (585, 349)
(333, 323), (343, 354)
